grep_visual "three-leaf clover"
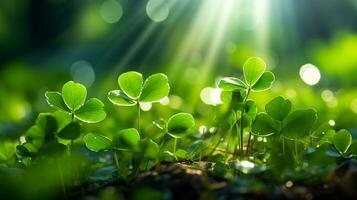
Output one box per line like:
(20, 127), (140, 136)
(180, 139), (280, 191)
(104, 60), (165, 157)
(154, 113), (195, 156)
(218, 57), (275, 92)
(252, 96), (292, 136)
(45, 81), (106, 123)
(108, 71), (170, 106)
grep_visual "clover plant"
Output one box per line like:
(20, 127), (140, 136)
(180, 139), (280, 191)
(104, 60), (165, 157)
(108, 71), (169, 131)
(154, 113), (195, 159)
(83, 128), (159, 175)
(218, 57), (275, 157)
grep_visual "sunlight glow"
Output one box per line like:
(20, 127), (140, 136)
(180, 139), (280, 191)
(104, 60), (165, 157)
(159, 96), (170, 105)
(299, 64), (321, 85)
(140, 102), (152, 111)
(328, 120), (336, 126)
(146, 0), (170, 22)
(100, 0), (123, 23)
(200, 87), (223, 106)
(71, 60), (95, 87)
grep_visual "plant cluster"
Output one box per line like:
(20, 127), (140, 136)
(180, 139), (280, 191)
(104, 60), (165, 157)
(1, 57), (356, 198)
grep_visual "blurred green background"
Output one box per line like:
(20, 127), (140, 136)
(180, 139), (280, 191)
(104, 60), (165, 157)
(0, 0), (356, 138)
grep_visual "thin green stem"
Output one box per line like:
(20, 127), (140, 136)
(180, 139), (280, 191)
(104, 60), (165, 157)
(246, 132), (252, 156)
(279, 121), (285, 154)
(56, 158), (67, 198)
(225, 128), (233, 159)
(239, 88), (251, 158)
(294, 140), (299, 162)
(137, 103), (141, 133)
(114, 150), (120, 176)
(173, 138), (177, 154)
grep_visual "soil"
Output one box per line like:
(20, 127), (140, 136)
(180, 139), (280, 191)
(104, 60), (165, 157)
(70, 160), (357, 200)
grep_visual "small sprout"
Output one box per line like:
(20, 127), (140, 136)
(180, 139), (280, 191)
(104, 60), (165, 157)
(46, 81), (106, 123)
(333, 129), (352, 154)
(83, 133), (112, 152)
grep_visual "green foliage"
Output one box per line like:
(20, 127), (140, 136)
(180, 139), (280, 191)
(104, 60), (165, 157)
(218, 57), (274, 92)
(252, 113), (279, 136)
(265, 96), (291, 121)
(62, 81), (87, 111)
(57, 122), (81, 140)
(167, 113), (195, 138)
(333, 129), (352, 154)
(108, 72), (169, 106)
(46, 81), (106, 123)
(243, 57), (266, 86)
(283, 109), (317, 139)
(83, 133), (112, 152)
(113, 128), (140, 151)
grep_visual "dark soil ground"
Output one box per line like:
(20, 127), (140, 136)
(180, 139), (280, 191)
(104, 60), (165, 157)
(70, 160), (357, 200)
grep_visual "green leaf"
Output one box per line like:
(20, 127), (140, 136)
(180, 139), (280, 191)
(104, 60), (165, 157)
(118, 71), (143, 99)
(140, 139), (159, 159)
(265, 96), (291, 121)
(347, 141), (357, 156)
(243, 57), (266, 86)
(140, 73), (170, 103)
(245, 100), (257, 119)
(113, 128), (140, 151)
(75, 98), (106, 123)
(83, 133), (112, 152)
(45, 92), (69, 112)
(57, 122), (81, 140)
(251, 71), (275, 91)
(251, 113), (279, 136)
(62, 81), (87, 111)
(333, 129), (352, 154)
(16, 143), (38, 157)
(167, 113), (195, 138)
(283, 109), (317, 139)
(108, 90), (136, 106)
(218, 77), (246, 91)
(175, 149), (189, 160)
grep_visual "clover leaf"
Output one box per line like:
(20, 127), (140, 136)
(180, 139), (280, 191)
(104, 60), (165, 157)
(218, 57), (274, 92)
(265, 96), (291, 121)
(112, 128), (140, 152)
(243, 57), (266, 86)
(108, 71), (169, 106)
(333, 129), (352, 154)
(283, 109), (317, 140)
(167, 113), (195, 138)
(252, 113), (280, 136)
(45, 81), (106, 123)
(57, 122), (81, 140)
(83, 133), (112, 152)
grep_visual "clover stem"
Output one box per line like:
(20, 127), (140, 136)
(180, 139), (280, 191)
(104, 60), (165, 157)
(56, 158), (67, 198)
(173, 138), (177, 154)
(246, 132), (252, 156)
(137, 103), (141, 133)
(70, 139), (74, 186)
(114, 150), (120, 176)
(294, 140), (299, 161)
(225, 127), (233, 160)
(239, 87), (251, 158)
(279, 121), (285, 154)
